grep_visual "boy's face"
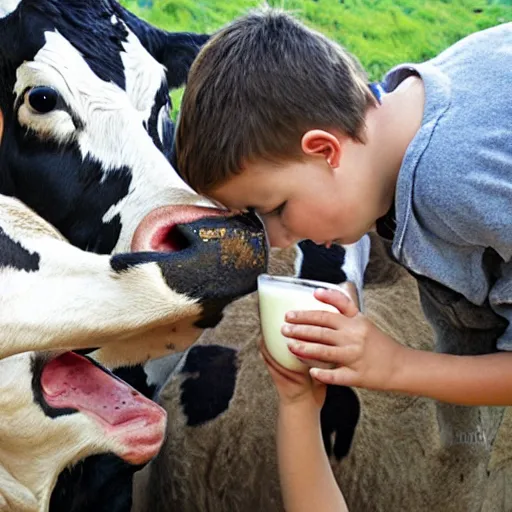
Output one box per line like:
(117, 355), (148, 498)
(209, 154), (380, 249)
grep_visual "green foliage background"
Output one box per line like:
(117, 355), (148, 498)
(120, 0), (511, 118)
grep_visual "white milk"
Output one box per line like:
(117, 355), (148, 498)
(257, 274), (344, 372)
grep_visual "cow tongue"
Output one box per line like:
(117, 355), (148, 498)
(41, 352), (165, 428)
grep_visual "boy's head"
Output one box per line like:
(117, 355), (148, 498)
(176, 8), (380, 247)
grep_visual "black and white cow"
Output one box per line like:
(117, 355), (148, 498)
(0, 0), (267, 364)
(0, 1), (267, 510)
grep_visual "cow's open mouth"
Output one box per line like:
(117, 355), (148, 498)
(39, 352), (166, 465)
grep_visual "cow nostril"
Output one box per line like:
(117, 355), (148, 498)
(27, 87), (59, 114)
(152, 225), (190, 253)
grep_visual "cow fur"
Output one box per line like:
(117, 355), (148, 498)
(133, 233), (512, 512)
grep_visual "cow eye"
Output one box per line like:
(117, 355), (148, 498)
(27, 87), (59, 114)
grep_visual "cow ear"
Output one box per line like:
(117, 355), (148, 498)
(117, 5), (208, 90)
(151, 31), (209, 90)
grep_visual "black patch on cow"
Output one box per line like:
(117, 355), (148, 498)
(179, 345), (238, 426)
(114, 364), (156, 399)
(147, 81), (174, 158)
(1, 125), (131, 253)
(31, 355), (79, 418)
(50, 454), (137, 512)
(0, 226), (40, 271)
(320, 385), (360, 460)
(296, 240), (358, 459)
(298, 239), (347, 284)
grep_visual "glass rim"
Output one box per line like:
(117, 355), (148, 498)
(257, 273), (343, 292)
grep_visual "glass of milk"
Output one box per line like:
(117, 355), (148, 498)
(258, 274), (348, 372)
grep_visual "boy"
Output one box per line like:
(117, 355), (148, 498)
(175, 9), (511, 509)
(176, 8), (512, 406)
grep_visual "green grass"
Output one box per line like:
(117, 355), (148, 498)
(120, 0), (511, 117)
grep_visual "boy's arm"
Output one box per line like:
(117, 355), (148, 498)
(396, 258), (512, 405)
(392, 349), (512, 406)
(277, 399), (349, 512)
(284, 288), (512, 406)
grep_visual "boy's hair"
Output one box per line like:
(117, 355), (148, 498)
(176, 7), (376, 194)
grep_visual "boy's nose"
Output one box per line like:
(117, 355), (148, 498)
(264, 218), (295, 248)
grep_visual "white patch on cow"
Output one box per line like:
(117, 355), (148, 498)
(120, 25), (167, 127)
(342, 235), (370, 311)
(13, 29), (213, 253)
(157, 104), (169, 144)
(111, 14), (118, 25)
(0, 0), (21, 18)
(294, 237), (369, 309)
(293, 245), (304, 276)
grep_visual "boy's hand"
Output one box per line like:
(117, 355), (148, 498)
(282, 288), (406, 391)
(259, 340), (326, 410)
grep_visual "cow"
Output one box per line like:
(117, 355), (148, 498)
(0, 0), (267, 367)
(0, 194), (265, 366)
(132, 234), (512, 512)
(0, 191), (262, 512)
(0, 1), (267, 510)
(1, 348), (167, 512)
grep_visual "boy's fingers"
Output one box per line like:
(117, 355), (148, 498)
(284, 309), (341, 329)
(309, 366), (357, 387)
(282, 322), (340, 344)
(288, 341), (339, 363)
(288, 340), (361, 365)
(314, 288), (359, 318)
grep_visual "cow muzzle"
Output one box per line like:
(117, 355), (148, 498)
(127, 205), (268, 327)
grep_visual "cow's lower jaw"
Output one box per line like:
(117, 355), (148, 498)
(40, 352), (167, 465)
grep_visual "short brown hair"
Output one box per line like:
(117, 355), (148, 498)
(176, 7), (376, 194)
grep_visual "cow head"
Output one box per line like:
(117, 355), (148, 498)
(0, 350), (166, 512)
(0, 0), (208, 253)
(0, 0), (268, 338)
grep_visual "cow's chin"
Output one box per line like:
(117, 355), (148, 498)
(131, 205), (228, 253)
(40, 352), (167, 465)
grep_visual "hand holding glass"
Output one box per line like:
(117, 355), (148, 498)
(258, 274), (350, 372)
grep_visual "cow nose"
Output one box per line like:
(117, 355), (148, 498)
(155, 211), (268, 327)
(116, 205), (268, 328)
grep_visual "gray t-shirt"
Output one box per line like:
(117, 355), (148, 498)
(383, 22), (512, 351)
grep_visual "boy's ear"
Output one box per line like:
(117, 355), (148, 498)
(301, 130), (343, 169)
